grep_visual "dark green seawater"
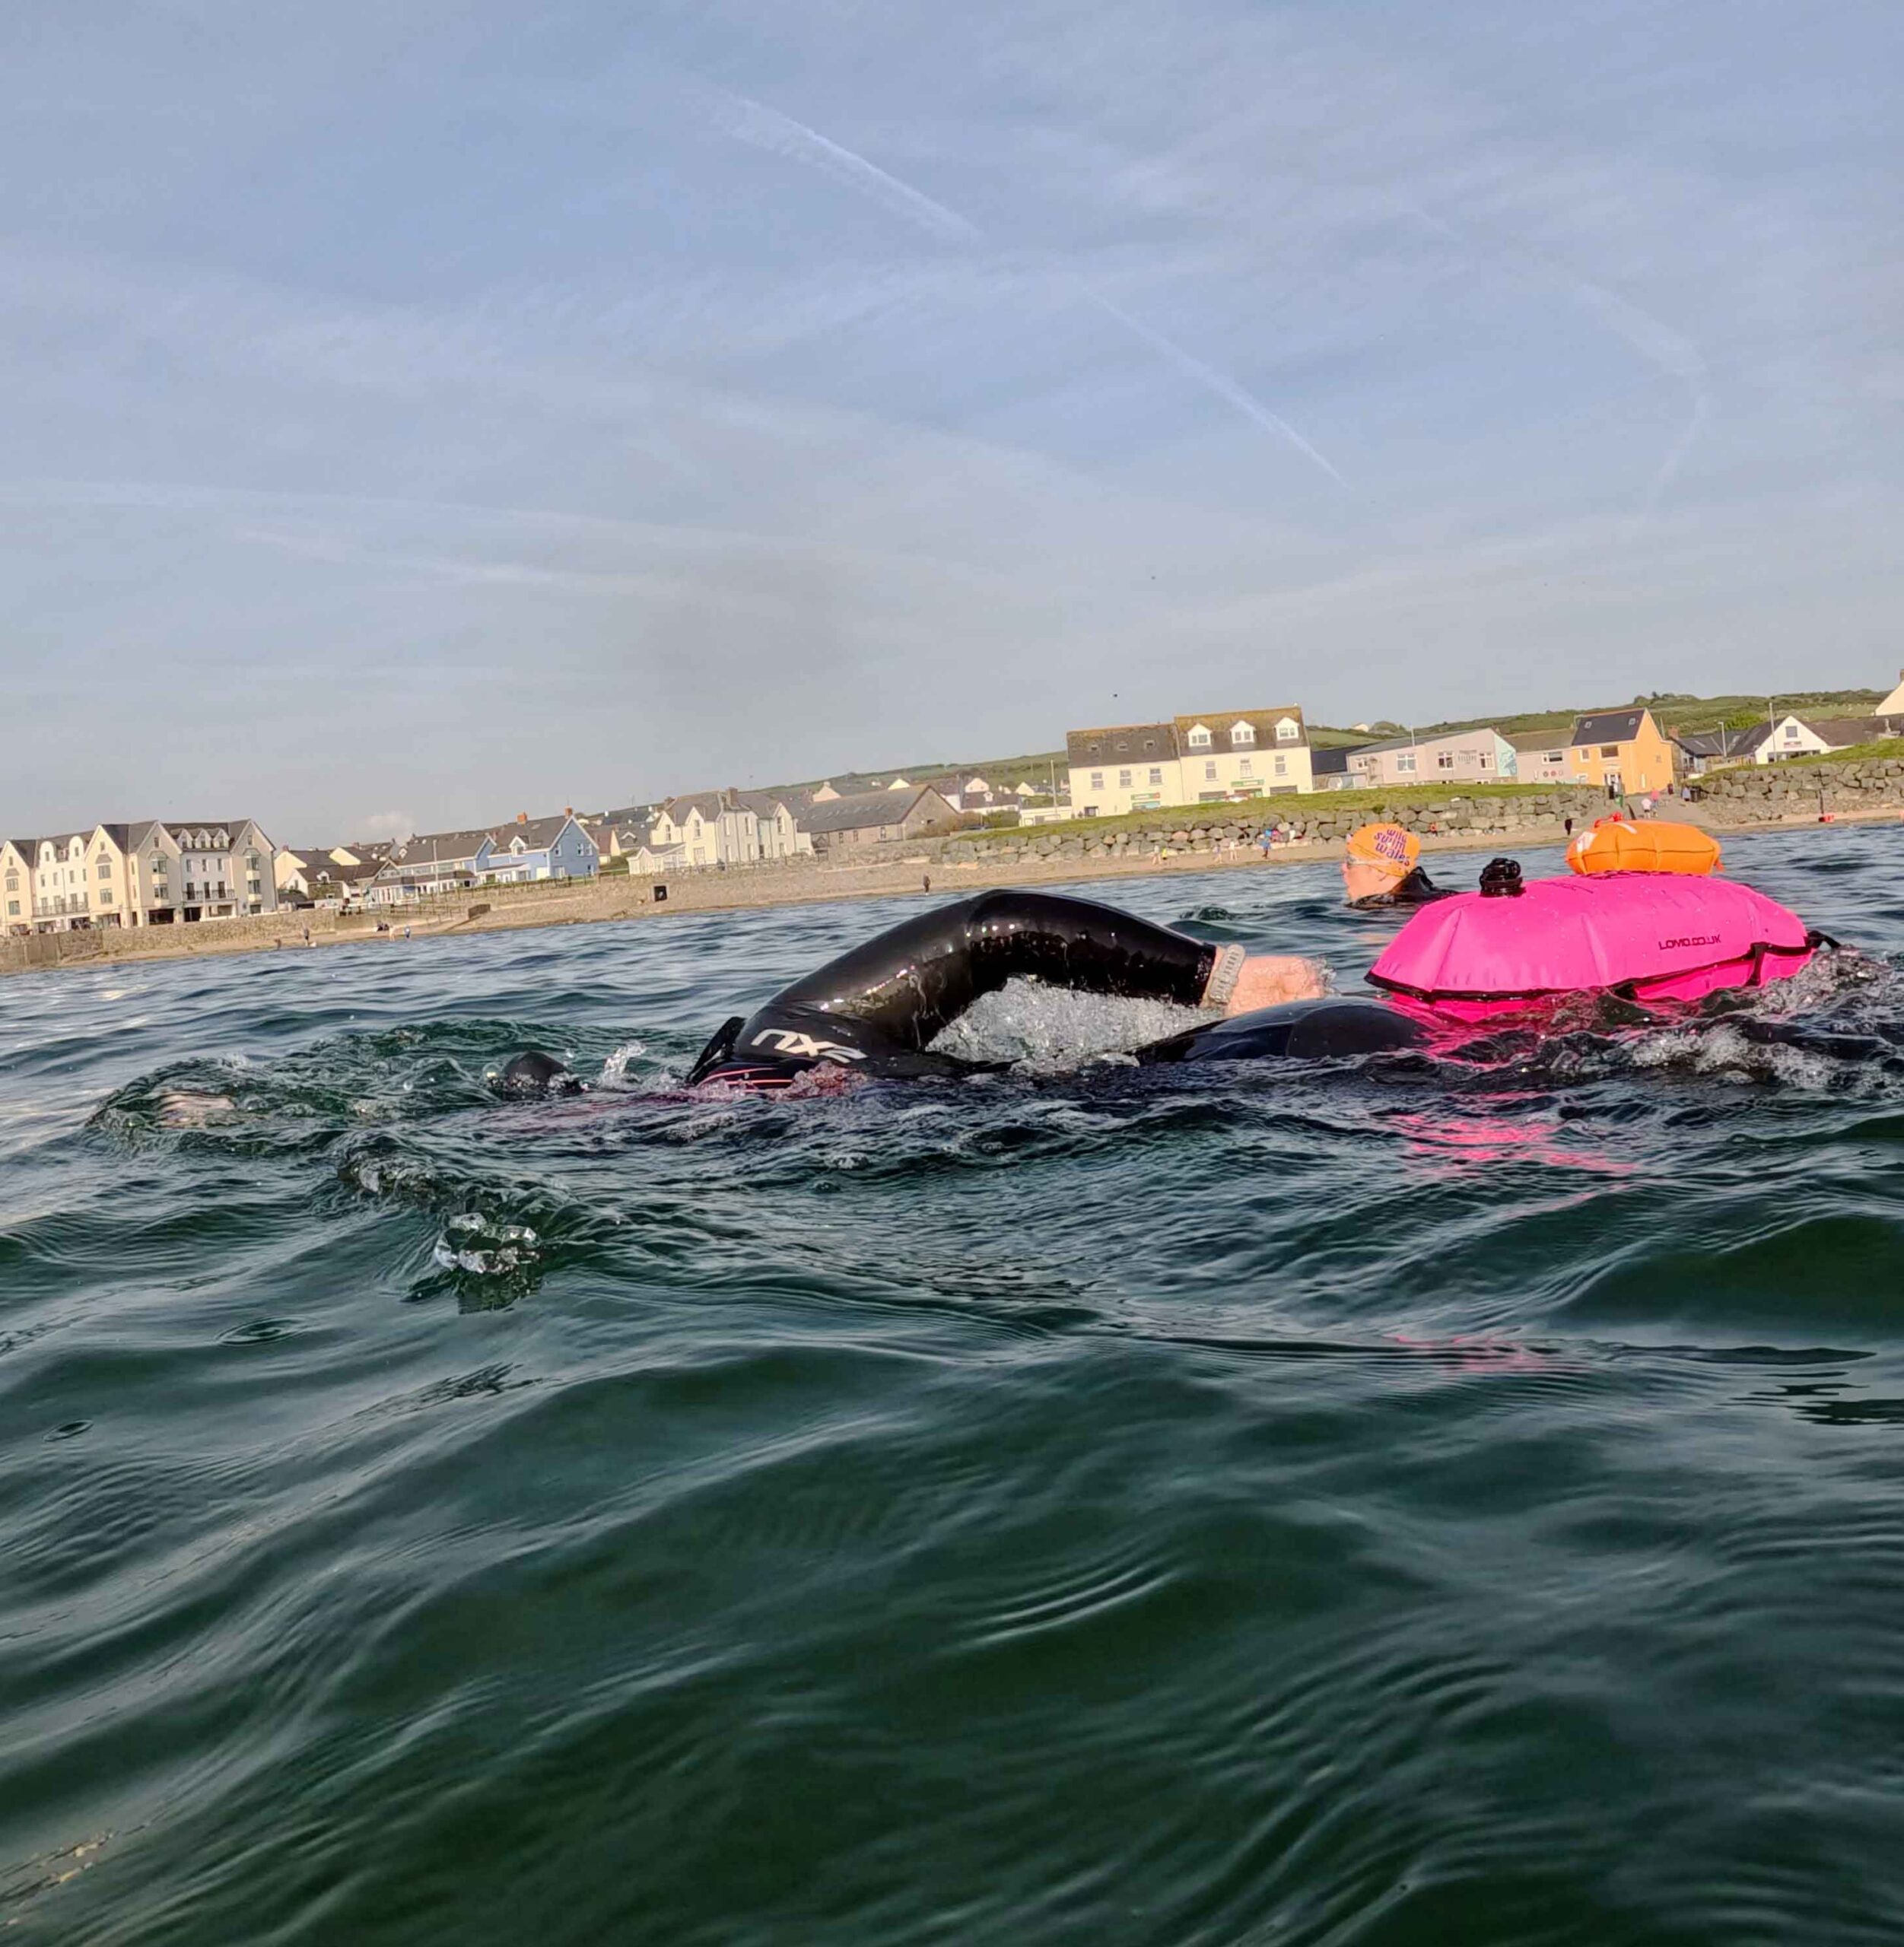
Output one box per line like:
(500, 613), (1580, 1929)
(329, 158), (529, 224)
(7, 829), (1904, 1945)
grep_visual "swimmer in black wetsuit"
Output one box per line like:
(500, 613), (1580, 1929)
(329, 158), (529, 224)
(1342, 823), (1455, 912)
(678, 890), (1427, 1090)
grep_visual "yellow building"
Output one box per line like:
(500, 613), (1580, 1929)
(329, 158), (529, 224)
(1565, 708), (1677, 796)
(1067, 709), (1311, 818)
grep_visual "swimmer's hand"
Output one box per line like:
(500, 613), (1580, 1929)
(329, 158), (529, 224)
(1225, 954), (1330, 1016)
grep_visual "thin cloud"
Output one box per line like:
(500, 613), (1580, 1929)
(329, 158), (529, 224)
(708, 84), (1346, 487)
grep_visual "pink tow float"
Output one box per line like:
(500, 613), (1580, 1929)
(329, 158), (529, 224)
(1368, 865), (1819, 1021)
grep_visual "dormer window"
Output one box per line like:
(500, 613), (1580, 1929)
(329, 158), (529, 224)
(1229, 721), (1256, 747)
(1186, 724), (1212, 749)
(1275, 717), (1299, 743)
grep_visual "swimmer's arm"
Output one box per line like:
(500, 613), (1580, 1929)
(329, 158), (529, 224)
(1221, 954), (1330, 1015)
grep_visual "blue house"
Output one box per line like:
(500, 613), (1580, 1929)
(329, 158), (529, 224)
(367, 812), (599, 904)
(478, 812), (599, 884)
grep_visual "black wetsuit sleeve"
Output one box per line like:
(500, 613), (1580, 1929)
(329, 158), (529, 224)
(767, 890), (1219, 1050)
(720, 891), (1222, 1072)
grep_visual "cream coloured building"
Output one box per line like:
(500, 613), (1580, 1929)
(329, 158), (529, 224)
(4, 821), (278, 932)
(1066, 709), (1311, 819)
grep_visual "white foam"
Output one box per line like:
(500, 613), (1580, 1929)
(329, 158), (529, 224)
(930, 977), (1208, 1073)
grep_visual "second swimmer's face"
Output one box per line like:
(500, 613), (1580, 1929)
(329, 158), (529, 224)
(1341, 859), (1398, 904)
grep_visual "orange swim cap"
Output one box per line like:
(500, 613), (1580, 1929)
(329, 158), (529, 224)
(1344, 822), (1419, 879)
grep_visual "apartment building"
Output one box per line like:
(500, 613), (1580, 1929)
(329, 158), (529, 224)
(4, 820), (278, 932)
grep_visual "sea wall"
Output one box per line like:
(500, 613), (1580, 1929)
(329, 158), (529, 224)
(932, 786), (1613, 866)
(1696, 755), (1904, 817)
(0, 906), (359, 976)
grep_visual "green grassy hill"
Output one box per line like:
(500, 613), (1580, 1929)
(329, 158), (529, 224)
(1321, 688), (1886, 744)
(758, 690), (1887, 805)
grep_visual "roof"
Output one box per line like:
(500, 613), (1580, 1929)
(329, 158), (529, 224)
(388, 827), (495, 866)
(1672, 726), (1765, 758)
(1568, 709), (1650, 746)
(1310, 747), (1354, 777)
(487, 813), (578, 851)
(1801, 716), (1887, 746)
(798, 786), (955, 834)
(1066, 721), (1182, 767)
(308, 858), (380, 887)
(1349, 726), (1507, 758)
(1505, 729), (1575, 752)
(1175, 708), (1308, 749)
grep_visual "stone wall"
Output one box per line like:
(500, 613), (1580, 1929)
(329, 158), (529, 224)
(930, 787), (1613, 866)
(1, 906), (358, 976)
(1694, 755), (1904, 818)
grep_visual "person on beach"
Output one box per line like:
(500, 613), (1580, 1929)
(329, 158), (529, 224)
(1340, 824), (1453, 910)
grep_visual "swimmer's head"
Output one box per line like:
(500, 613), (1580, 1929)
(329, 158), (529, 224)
(490, 1050), (585, 1095)
(1341, 823), (1419, 904)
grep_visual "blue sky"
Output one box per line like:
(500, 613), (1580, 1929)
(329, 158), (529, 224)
(4, 1), (1899, 838)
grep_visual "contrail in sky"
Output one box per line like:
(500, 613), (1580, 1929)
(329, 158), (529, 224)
(711, 88), (1347, 488)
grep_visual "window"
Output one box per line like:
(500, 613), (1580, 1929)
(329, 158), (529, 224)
(1438, 752), (1455, 770)
(1273, 754), (1286, 777)
(1545, 750), (1564, 764)
(1478, 752), (1491, 770)
(5, 900), (15, 917)
(1782, 724), (1801, 742)
(1230, 722), (1256, 746)
(1396, 753), (1417, 773)
(1118, 769), (1132, 787)
(99, 859), (112, 878)
(1187, 726), (1211, 748)
(1275, 718), (1299, 742)
(1204, 761), (1217, 780)
(1600, 745), (1620, 758)
(1237, 757), (1253, 774)
(1089, 771), (1104, 790)
(1148, 767), (1162, 785)
(100, 891), (113, 906)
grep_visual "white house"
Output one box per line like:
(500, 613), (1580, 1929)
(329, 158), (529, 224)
(639, 791), (814, 869)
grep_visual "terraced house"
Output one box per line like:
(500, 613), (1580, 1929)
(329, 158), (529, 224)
(637, 791), (815, 870)
(1066, 708), (1311, 818)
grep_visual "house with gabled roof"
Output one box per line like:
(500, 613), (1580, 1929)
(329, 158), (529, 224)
(644, 790), (813, 869)
(797, 786), (960, 855)
(366, 811), (596, 904)
(1565, 709), (1677, 796)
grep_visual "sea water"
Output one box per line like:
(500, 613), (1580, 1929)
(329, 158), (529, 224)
(5, 828), (1904, 1945)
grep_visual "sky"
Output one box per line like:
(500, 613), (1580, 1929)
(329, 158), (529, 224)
(3, 0), (1899, 840)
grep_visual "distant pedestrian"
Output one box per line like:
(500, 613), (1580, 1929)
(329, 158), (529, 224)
(1563, 818), (1574, 837)
(922, 874), (931, 893)
(1258, 827), (1273, 857)
(302, 925), (311, 945)
(403, 925), (412, 940)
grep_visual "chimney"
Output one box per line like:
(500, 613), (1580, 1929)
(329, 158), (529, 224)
(517, 811), (527, 824)
(564, 805), (572, 816)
